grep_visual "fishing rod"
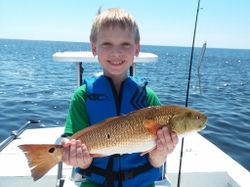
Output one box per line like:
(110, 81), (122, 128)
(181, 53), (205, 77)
(177, 0), (202, 186)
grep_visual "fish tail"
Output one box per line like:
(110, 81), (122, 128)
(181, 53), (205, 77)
(18, 144), (64, 181)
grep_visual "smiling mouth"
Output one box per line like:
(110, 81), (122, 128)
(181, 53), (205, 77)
(108, 60), (125, 65)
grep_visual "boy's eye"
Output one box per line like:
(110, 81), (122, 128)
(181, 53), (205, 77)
(122, 43), (131, 48)
(102, 42), (112, 47)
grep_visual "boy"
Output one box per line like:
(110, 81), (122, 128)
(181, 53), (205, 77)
(62, 8), (178, 187)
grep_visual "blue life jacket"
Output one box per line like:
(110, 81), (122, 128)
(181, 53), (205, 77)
(78, 75), (161, 187)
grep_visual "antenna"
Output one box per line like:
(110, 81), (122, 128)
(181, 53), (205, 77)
(197, 42), (207, 94)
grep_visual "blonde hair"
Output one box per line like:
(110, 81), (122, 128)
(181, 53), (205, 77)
(90, 8), (140, 43)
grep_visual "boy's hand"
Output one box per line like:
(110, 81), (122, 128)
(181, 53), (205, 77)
(148, 126), (178, 167)
(61, 139), (93, 169)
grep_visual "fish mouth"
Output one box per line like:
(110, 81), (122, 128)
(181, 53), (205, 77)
(200, 124), (206, 130)
(200, 118), (207, 130)
(200, 115), (208, 129)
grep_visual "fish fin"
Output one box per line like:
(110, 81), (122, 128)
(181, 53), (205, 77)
(100, 116), (122, 123)
(18, 144), (63, 181)
(71, 116), (123, 140)
(90, 153), (107, 158)
(143, 119), (161, 135)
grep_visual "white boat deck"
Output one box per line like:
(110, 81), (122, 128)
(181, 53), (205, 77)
(0, 127), (249, 187)
(167, 133), (249, 187)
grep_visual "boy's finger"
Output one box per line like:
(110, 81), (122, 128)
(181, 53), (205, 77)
(62, 146), (70, 165)
(76, 143), (84, 165)
(171, 132), (179, 145)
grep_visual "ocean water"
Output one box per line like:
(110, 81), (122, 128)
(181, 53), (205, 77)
(0, 39), (249, 171)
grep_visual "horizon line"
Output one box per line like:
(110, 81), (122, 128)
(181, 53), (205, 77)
(1, 37), (250, 51)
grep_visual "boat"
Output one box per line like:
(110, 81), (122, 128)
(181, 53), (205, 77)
(0, 51), (249, 187)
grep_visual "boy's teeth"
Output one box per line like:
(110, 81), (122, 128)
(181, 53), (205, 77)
(110, 61), (123, 65)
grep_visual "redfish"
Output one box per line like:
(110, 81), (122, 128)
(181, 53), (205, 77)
(18, 105), (207, 181)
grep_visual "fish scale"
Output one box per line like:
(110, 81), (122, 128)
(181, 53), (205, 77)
(77, 116), (154, 154)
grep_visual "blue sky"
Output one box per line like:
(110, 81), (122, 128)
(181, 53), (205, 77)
(0, 0), (249, 49)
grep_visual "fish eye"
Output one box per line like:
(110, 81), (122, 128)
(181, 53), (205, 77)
(196, 116), (200, 120)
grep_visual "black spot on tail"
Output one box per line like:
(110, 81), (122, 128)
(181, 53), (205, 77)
(48, 147), (55, 153)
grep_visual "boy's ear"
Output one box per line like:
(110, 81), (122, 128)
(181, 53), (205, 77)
(91, 42), (97, 56)
(135, 42), (140, 57)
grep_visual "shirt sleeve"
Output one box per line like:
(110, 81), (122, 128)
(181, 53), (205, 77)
(64, 85), (89, 136)
(146, 86), (161, 106)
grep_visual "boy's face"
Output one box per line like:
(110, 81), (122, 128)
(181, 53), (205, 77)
(91, 25), (140, 79)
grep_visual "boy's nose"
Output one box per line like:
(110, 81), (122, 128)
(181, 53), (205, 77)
(111, 46), (122, 56)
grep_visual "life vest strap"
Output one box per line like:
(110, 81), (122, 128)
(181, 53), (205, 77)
(77, 162), (154, 181)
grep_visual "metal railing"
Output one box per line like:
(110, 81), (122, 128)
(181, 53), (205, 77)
(0, 120), (40, 152)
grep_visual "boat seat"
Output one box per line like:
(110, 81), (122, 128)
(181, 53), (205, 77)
(61, 173), (83, 187)
(62, 178), (171, 187)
